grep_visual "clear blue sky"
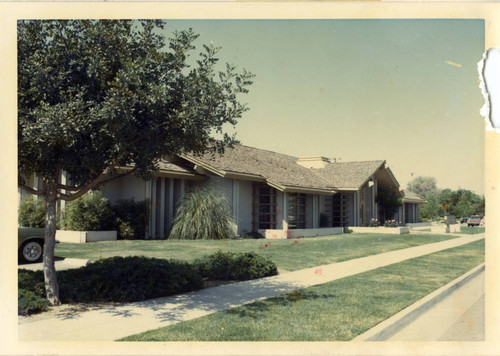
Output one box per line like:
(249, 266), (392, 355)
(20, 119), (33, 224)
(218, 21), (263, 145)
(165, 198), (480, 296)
(163, 19), (485, 195)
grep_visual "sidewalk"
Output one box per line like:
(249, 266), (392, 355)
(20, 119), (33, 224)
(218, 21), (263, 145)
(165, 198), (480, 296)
(18, 258), (90, 271)
(18, 234), (484, 342)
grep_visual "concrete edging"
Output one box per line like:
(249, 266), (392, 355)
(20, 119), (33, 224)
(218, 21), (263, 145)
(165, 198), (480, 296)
(353, 263), (485, 341)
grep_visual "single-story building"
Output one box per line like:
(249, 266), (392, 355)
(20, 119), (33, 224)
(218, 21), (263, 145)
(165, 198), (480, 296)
(395, 190), (427, 224)
(19, 144), (427, 239)
(99, 145), (424, 238)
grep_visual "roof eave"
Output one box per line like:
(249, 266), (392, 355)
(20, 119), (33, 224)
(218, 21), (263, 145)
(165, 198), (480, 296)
(179, 154), (227, 178)
(356, 160), (387, 190)
(117, 165), (206, 180)
(224, 171), (266, 182)
(403, 199), (427, 204)
(268, 181), (336, 195)
(385, 166), (401, 188)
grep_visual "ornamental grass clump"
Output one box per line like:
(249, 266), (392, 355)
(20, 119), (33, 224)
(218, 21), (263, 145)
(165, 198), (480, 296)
(169, 187), (234, 240)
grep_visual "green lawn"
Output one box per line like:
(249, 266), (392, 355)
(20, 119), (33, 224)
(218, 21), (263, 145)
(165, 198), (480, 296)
(457, 226), (485, 235)
(56, 233), (460, 272)
(121, 239), (484, 341)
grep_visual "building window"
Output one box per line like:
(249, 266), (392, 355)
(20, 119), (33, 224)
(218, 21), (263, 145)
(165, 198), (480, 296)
(253, 185), (277, 230)
(332, 193), (347, 227)
(288, 193), (306, 229)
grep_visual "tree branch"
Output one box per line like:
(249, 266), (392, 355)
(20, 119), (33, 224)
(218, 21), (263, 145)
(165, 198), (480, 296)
(18, 184), (46, 196)
(57, 166), (140, 201)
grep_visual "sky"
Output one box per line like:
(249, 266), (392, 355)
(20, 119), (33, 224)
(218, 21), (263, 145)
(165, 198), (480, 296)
(162, 19), (485, 195)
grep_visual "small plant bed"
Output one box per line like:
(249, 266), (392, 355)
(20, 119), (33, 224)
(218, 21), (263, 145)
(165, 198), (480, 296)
(18, 252), (277, 316)
(457, 226), (485, 235)
(55, 233), (462, 273)
(120, 240), (484, 341)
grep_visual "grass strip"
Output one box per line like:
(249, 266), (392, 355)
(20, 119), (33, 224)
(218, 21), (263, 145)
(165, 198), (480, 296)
(120, 239), (484, 341)
(56, 233), (460, 272)
(457, 226), (485, 235)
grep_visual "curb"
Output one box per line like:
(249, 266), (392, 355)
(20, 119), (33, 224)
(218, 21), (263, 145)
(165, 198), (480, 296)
(353, 263), (485, 341)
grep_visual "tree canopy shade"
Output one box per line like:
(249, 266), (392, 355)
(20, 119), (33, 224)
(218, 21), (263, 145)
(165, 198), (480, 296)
(18, 20), (253, 305)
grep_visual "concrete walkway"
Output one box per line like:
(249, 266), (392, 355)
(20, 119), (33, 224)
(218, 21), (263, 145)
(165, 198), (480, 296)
(18, 258), (90, 271)
(18, 234), (484, 342)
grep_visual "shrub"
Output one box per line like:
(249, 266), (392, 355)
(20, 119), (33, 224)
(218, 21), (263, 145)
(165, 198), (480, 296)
(384, 219), (400, 228)
(241, 231), (264, 239)
(193, 251), (278, 281)
(112, 199), (150, 239)
(62, 190), (115, 231)
(169, 187), (234, 240)
(18, 269), (48, 315)
(18, 269), (45, 294)
(368, 218), (380, 227)
(18, 258), (204, 313)
(18, 198), (46, 228)
(18, 289), (49, 315)
(57, 256), (203, 303)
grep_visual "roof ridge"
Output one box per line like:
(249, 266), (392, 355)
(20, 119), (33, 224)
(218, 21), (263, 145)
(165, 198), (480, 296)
(237, 143), (299, 159)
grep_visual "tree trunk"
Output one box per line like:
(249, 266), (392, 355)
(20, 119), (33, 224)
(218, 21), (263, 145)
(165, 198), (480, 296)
(43, 182), (61, 306)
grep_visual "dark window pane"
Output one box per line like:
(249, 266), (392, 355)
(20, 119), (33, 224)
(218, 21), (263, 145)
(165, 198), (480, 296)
(259, 187), (270, 195)
(259, 205), (271, 214)
(259, 196), (270, 204)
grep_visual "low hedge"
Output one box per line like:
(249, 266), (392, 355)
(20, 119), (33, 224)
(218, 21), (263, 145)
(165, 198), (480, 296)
(193, 250), (278, 281)
(18, 252), (278, 315)
(19, 256), (204, 305)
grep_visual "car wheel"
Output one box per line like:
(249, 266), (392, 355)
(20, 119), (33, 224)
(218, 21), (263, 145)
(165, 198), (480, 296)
(20, 240), (43, 263)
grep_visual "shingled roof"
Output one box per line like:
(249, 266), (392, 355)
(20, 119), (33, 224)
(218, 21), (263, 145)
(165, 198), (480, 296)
(401, 190), (427, 203)
(312, 160), (386, 190)
(181, 145), (398, 194)
(182, 145), (335, 194)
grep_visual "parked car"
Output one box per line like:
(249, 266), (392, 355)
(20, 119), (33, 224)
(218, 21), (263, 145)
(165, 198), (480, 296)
(467, 216), (482, 227)
(18, 227), (46, 264)
(460, 217), (469, 224)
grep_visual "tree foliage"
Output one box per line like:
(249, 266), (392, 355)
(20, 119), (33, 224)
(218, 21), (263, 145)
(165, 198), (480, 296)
(18, 20), (253, 305)
(410, 175), (484, 220)
(376, 188), (402, 222)
(407, 176), (439, 198)
(18, 20), (253, 194)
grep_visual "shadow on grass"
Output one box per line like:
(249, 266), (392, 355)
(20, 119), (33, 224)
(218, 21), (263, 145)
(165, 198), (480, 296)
(90, 274), (315, 324)
(90, 274), (341, 326)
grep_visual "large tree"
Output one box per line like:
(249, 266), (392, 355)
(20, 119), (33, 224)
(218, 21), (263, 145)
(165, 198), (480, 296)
(406, 176), (439, 198)
(18, 20), (253, 305)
